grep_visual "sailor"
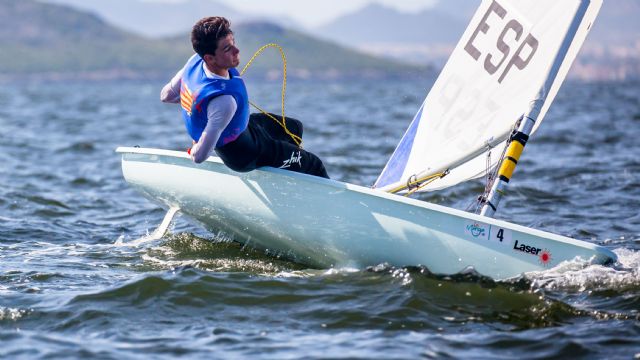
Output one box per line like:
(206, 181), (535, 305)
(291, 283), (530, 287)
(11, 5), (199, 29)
(160, 16), (329, 178)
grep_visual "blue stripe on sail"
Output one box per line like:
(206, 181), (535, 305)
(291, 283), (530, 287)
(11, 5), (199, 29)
(375, 105), (424, 188)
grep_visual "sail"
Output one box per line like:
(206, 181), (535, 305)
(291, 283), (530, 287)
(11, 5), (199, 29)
(375, 0), (602, 193)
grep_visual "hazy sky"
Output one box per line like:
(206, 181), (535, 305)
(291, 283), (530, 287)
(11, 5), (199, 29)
(212, 0), (438, 27)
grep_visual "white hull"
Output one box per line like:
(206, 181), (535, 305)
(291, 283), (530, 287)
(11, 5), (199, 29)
(117, 147), (616, 280)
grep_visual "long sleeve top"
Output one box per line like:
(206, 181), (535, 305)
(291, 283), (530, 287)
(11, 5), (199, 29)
(160, 63), (238, 163)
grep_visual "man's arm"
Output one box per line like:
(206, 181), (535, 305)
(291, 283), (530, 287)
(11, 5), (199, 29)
(160, 68), (184, 103)
(190, 95), (238, 163)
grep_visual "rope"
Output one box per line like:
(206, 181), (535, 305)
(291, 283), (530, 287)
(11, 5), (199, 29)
(386, 171), (449, 195)
(466, 151), (493, 213)
(240, 43), (301, 147)
(473, 122), (517, 213)
(404, 173), (445, 197)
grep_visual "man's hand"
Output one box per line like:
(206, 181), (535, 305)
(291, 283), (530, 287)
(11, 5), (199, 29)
(187, 140), (197, 161)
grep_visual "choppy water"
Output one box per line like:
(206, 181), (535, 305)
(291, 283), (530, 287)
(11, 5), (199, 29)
(0, 78), (639, 359)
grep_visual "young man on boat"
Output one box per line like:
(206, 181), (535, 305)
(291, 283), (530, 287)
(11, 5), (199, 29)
(160, 16), (329, 178)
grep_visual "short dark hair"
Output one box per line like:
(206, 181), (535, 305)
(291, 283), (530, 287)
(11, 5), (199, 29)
(191, 17), (232, 58)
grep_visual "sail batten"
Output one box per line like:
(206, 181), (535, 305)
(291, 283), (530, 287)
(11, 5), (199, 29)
(375, 0), (602, 194)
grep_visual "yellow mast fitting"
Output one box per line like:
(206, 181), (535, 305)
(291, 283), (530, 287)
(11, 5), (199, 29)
(480, 114), (535, 217)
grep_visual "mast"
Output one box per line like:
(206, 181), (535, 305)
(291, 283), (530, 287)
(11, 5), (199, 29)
(481, 0), (596, 217)
(480, 106), (538, 217)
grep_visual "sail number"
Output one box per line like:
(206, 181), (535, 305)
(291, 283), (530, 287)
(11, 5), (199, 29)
(464, 0), (539, 83)
(490, 227), (512, 245)
(464, 221), (512, 246)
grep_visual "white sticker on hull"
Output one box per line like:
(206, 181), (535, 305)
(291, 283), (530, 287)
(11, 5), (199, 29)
(489, 226), (512, 246)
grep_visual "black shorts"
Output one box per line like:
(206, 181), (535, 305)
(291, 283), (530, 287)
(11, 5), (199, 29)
(216, 113), (329, 179)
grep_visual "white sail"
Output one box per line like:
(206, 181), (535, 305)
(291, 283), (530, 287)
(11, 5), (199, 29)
(375, 0), (602, 193)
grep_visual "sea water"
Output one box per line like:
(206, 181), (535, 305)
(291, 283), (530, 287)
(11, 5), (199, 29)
(0, 78), (638, 358)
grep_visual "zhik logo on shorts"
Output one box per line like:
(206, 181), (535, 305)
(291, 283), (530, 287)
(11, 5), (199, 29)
(280, 151), (302, 169)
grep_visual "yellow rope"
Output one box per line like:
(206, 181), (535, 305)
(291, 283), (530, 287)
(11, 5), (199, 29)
(386, 171), (448, 195)
(240, 43), (301, 147)
(404, 174), (443, 197)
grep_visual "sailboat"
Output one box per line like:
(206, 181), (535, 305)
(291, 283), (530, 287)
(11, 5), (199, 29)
(117, 0), (616, 280)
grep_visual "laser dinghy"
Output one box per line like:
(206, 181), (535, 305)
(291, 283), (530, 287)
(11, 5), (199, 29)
(117, 0), (617, 280)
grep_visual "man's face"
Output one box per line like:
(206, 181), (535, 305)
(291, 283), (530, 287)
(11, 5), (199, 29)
(211, 34), (240, 70)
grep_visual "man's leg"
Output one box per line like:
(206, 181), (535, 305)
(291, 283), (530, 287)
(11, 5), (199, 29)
(254, 133), (328, 179)
(269, 144), (329, 179)
(249, 112), (303, 145)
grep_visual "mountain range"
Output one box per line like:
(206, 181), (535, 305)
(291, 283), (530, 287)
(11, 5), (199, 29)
(43, 0), (304, 38)
(39, 0), (640, 79)
(41, 0), (640, 49)
(317, 0), (640, 74)
(0, 0), (422, 80)
(2, 0), (639, 81)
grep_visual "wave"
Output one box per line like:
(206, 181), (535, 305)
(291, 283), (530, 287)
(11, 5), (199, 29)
(9, 228), (636, 336)
(525, 248), (640, 291)
(0, 307), (30, 321)
(63, 250), (637, 334)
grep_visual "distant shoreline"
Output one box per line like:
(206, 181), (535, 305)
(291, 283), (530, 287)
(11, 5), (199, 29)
(0, 68), (434, 84)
